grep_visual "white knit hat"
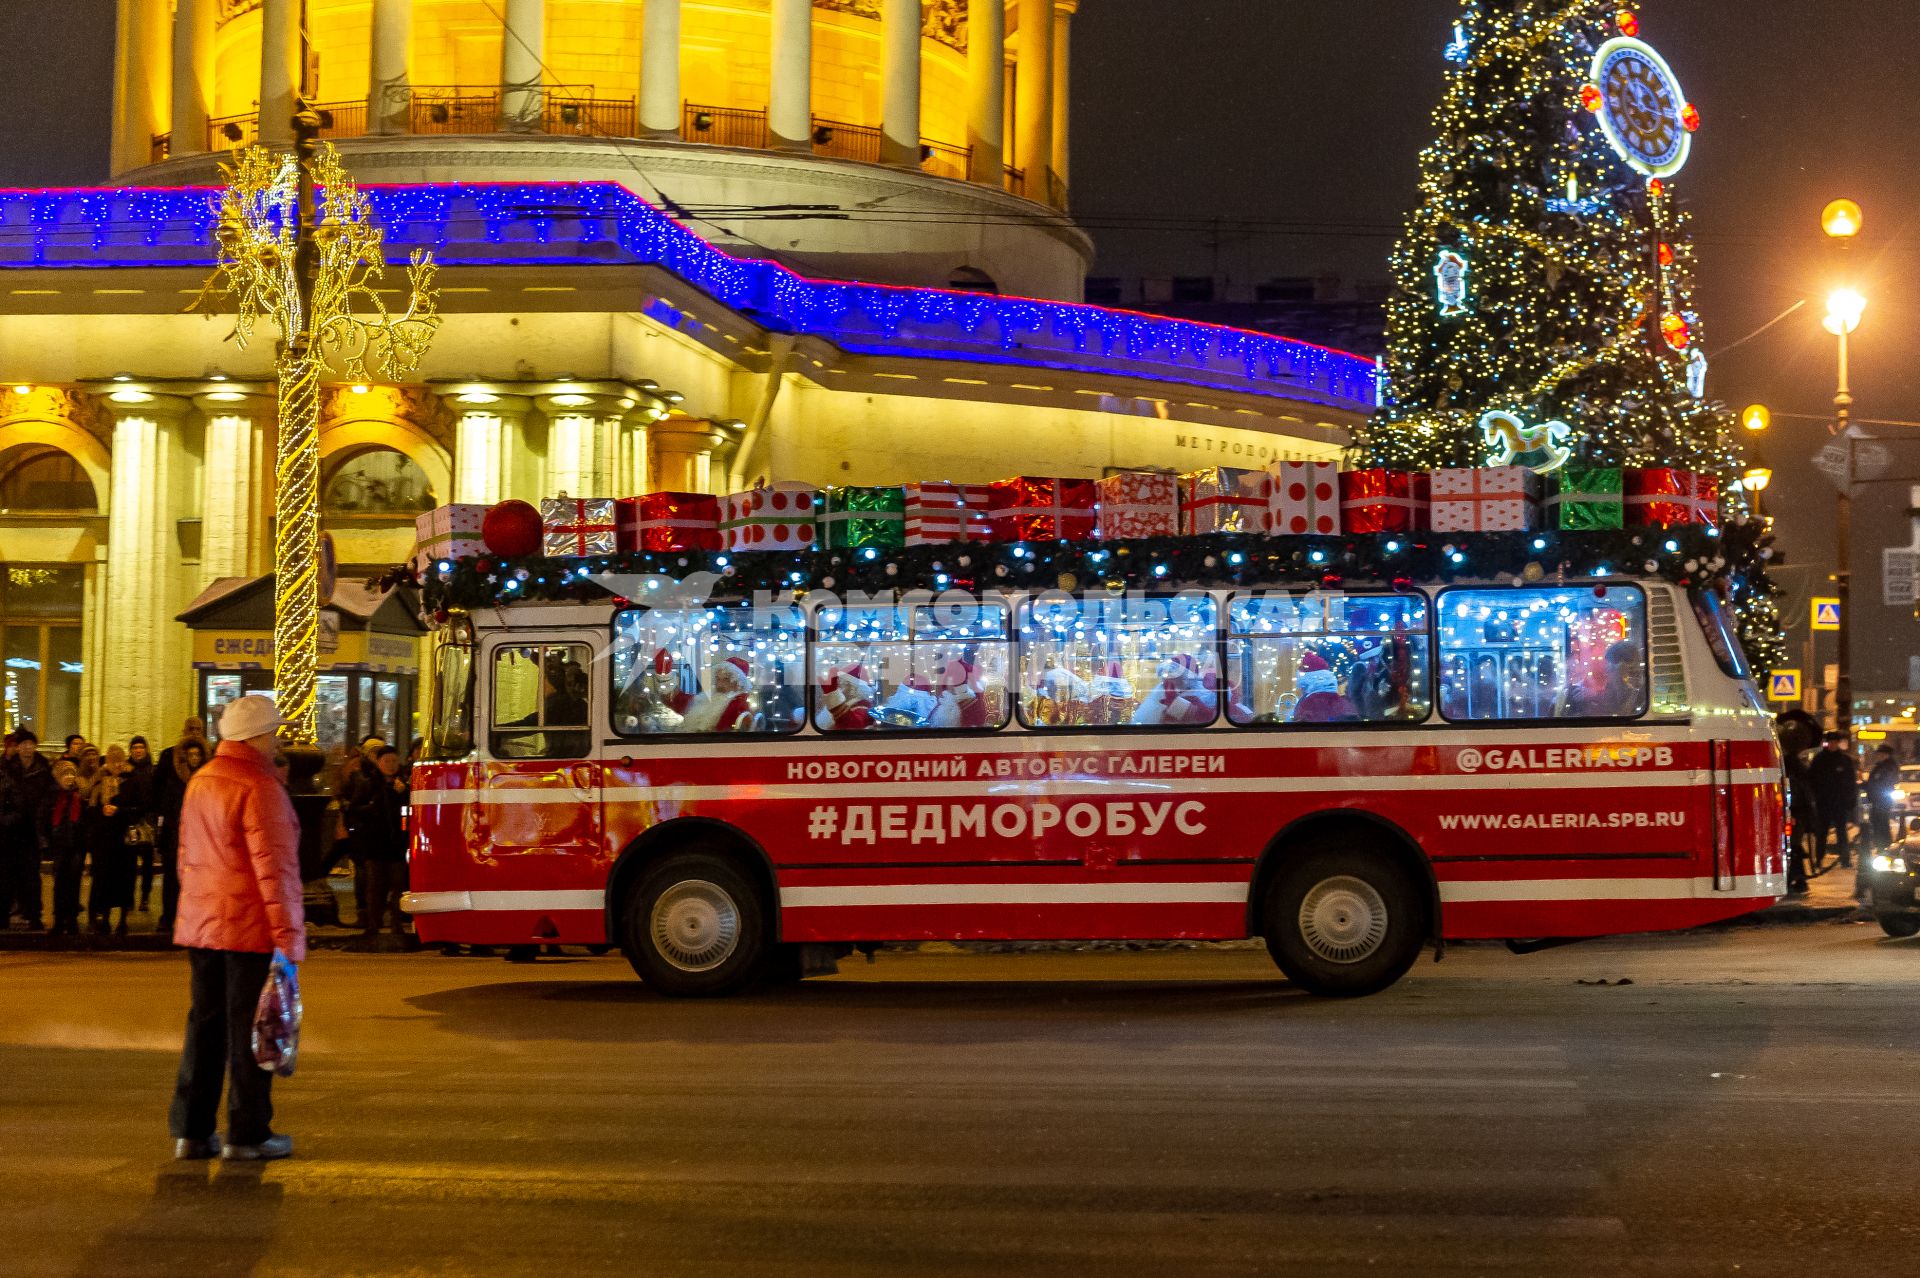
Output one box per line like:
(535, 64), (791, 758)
(219, 694), (290, 742)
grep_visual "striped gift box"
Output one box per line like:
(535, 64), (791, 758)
(903, 481), (993, 545)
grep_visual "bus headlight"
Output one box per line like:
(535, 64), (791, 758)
(1870, 854), (1906, 873)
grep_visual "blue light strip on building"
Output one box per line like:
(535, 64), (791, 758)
(0, 181), (1379, 414)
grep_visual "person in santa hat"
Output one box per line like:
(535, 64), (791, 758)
(931, 646), (1006, 730)
(878, 673), (938, 728)
(816, 663), (877, 732)
(1290, 650), (1359, 724)
(1085, 659), (1136, 726)
(678, 656), (761, 734)
(1130, 652), (1218, 726)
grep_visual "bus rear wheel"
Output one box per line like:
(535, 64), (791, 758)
(620, 852), (770, 997)
(1261, 840), (1427, 997)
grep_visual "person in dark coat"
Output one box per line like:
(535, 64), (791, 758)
(87, 745), (137, 937)
(153, 735), (208, 934)
(1808, 732), (1861, 870)
(351, 746), (410, 936)
(46, 761), (89, 936)
(121, 736), (159, 912)
(0, 731), (53, 930)
(1866, 744), (1902, 852)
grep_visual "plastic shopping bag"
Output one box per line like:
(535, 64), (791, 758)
(252, 950), (302, 1077)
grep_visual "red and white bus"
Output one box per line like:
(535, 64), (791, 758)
(403, 576), (1784, 997)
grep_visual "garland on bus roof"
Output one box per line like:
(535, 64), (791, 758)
(388, 522), (1771, 619)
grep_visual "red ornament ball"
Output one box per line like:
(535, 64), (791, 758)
(1680, 102), (1701, 132)
(1647, 177), (1666, 197)
(1660, 312), (1691, 350)
(1656, 242), (1674, 266)
(1580, 84), (1604, 113)
(482, 499), (543, 558)
(1615, 8), (1639, 36)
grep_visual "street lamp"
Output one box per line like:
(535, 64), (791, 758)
(1823, 197), (1866, 731)
(1741, 463), (1773, 523)
(1822, 198), (1863, 241)
(1741, 403), (1771, 433)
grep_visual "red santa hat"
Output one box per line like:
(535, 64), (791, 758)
(1299, 651), (1330, 673)
(652, 647), (674, 675)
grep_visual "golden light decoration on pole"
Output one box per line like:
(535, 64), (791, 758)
(1822, 198), (1863, 240)
(197, 142), (439, 743)
(1741, 464), (1772, 493)
(1740, 404), (1770, 433)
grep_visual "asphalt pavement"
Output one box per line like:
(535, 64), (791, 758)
(1, 923), (1915, 1277)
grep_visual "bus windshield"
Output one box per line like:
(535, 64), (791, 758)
(426, 629), (474, 758)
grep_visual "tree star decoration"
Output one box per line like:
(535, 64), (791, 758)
(197, 142), (440, 742)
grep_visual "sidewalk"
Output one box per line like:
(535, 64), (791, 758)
(1750, 861), (1870, 926)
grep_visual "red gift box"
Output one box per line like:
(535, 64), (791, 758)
(617, 491), (722, 553)
(1265, 461), (1342, 535)
(1338, 469), (1428, 534)
(1096, 472), (1179, 539)
(904, 481), (993, 545)
(1625, 468), (1718, 529)
(987, 476), (1097, 542)
(1180, 467), (1270, 535)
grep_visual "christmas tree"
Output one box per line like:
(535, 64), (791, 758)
(1357, 0), (1784, 672)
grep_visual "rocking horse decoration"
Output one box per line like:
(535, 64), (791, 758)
(1479, 409), (1574, 475)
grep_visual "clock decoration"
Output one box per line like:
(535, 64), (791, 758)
(1584, 35), (1697, 179)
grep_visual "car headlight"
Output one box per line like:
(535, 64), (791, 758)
(1871, 854), (1907, 873)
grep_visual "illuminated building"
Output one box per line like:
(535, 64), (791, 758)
(0, 0), (1375, 746)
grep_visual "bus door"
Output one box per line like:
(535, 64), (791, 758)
(478, 634), (605, 870)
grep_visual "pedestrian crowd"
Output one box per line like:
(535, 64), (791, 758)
(0, 716), (414, 942)
(1777, 708), (1898, 901)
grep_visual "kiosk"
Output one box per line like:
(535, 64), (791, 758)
(177, 576), (425, 751)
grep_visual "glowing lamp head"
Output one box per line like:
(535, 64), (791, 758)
(1825, 288), (1866, 336)
(1740, 404), (1771, 433)
(1742, 465), (1773, 494)
(1822, 199), (1863, 240)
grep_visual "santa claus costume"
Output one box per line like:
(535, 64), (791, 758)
(878, 675), (939, 727)
(679, 655), (760, 733)
(1129, 653), (1218, 726)
(816, 663), (877, 732)
(930, 653), (993, 729)
(1290, 651), (1359, 723)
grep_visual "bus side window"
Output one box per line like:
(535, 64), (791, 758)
(811, 600), (1012, 732)
(1436, 586), (1649, 721)
(610, 603), (807, 736)
(1018, 594), (1219, 729)
(428, 632), (474, 757)
(490, 642), (592, 758)
(1226, 593), (1431, 726)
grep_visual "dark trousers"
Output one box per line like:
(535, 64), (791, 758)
(1815, 815), (1852, 868)
(1868, 807), (1896, 852)
(134, 841), (158, 907)
(361, 859), (405, 933)
(156, 839), (180, 931)
(0, 830), (42, 926)
(51, 846), (85, 929)
(169, 948), (275, 1146)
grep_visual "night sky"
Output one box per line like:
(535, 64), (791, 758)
(4, 0), (1917, 686)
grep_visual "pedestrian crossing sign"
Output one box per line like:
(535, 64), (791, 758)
(1811, 598), (1841, 632)
(1768, 669), (1802, 701)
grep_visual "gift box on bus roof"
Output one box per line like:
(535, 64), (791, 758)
(1180, 466), (1270, 535)
(1338, 468), (1428, 534)
(1428, 465), (1542, 532)
(1096, 471), (1178, 540)
(413, 503), (487, 573)
(616, 491), (722, 553)
(540, 496), (619, 558)
(1546, 468), (1625, 531)
(821, 485), (907, 550)
(987, 476), (1097, 542)
(1265, 461), (1341, 536)
(903, 481), (993, 545)
(719, 482), (817, 552)
(1625, 467), (1717, 529)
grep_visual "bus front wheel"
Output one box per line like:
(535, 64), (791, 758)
(620, 852), (771, 997)
(1261, 841), (1427, 997)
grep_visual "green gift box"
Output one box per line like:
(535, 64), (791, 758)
(821, 485), (906, 550)
(1547, 468), (1624, 531)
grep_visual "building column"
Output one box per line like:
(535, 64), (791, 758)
(169, 0), (217, 158)
(639, 0), (682, 137)
(879, 0), (922, 168)
(195, 392), (273, 581)
(540, 393), (632, 499)
(257, 0), (301, 149)
(1050, 0), (1074, 194)
(768, 0), (813, 150)
(500, 0), (546, 129)
(649, 418), (729, 495)
(101, 393), (192, 746)
(1015, 0), (1053, 198)
(446, 393), (532, 505)
(368, 0), (414, 135)
(112, 0), (173, 173)
(966, 0), (1005, 185)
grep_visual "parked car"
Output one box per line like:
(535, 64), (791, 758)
(1865, 835), (1920, 938)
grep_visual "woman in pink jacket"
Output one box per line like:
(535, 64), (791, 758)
(168, 695), (305, 1162)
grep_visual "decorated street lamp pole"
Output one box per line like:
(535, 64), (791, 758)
(199, 104), (438, 743)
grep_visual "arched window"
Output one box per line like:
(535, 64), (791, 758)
(947, 266), (999, 294)
(323, 447), (438, 515)
(0, 445), (98, 513)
